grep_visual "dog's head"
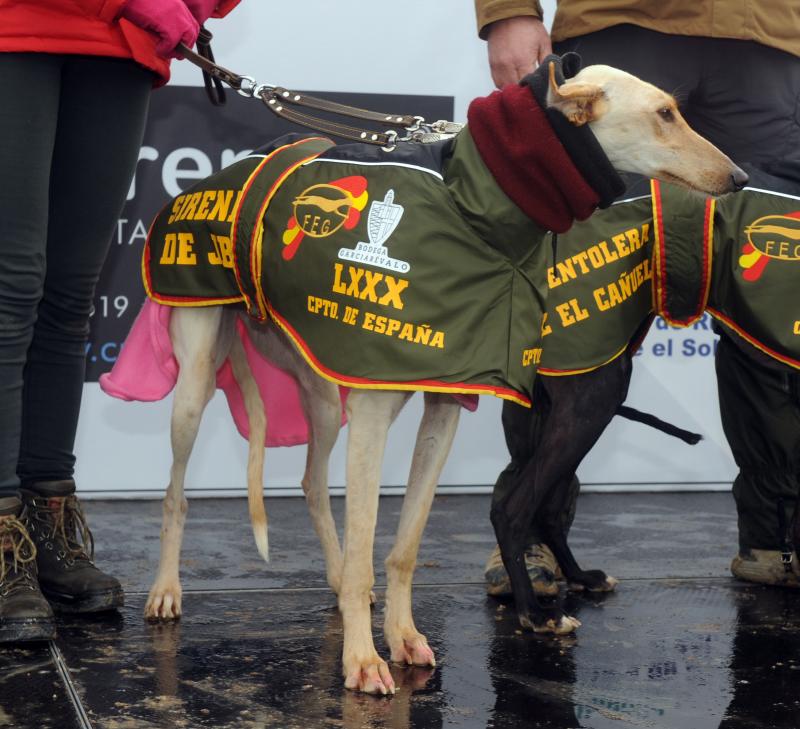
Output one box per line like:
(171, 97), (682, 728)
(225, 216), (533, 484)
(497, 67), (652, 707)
(546, 62), (748, 195)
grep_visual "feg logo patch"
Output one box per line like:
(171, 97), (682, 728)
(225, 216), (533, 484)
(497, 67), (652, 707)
(282, 176), (368, 260)
(740, 212), (800, 281)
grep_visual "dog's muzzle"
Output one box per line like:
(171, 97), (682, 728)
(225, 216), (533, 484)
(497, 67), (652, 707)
(732, 167), (749, 191)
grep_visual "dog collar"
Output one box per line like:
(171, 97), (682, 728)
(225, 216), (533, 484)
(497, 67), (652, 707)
(523, 52), (626, 210)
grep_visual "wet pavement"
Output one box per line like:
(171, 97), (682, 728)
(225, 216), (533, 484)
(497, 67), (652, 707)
(2, 493), (799, 729)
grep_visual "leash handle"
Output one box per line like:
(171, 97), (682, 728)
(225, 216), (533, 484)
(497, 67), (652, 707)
(195, 29), (226, 106)
(268, 87), (419, 129)
(258, 89), (401, 148)
(177, 29), (462, 148)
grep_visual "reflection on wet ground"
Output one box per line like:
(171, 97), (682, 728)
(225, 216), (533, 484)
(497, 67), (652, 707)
(1, 494), (798, 728)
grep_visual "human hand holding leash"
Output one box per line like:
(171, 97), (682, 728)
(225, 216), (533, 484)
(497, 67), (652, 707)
(486, 16), (552, 87)
(120, 0), (200, 58)
(183, 0), (225, 24)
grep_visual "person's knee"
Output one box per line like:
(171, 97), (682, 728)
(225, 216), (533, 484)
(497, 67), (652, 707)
(34, 291), (93, 342)
(0, 289), (42, 351)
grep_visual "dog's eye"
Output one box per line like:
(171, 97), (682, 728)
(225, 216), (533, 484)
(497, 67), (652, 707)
(658, 107), (675, 122)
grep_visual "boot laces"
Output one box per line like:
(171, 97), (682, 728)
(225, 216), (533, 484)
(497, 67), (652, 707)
(30, 494), (95, 562)
(0, 515), (37, 591)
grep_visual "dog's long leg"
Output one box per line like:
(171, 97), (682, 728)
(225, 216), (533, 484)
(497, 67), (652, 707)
(340, 389), (411, 695)
(384, 392), (460, 667)
(491, 356), (632, 632)
(536, 357), (631, 593)
(144, 307), (224, 621)
(227, 333), (269, 561)
(297, 377), (346, 595)
(491, 461), (581, 634)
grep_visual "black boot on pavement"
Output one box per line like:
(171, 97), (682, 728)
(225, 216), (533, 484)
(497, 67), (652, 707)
(0, 495), (56, 642)
(21, 480), (124, 614)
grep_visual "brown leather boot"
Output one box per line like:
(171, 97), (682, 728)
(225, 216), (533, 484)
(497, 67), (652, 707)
(21, 481), (124, 613)
(731, 548), (800, 588)
(0, 495), (56, 642)
(484, 543), (561, 597)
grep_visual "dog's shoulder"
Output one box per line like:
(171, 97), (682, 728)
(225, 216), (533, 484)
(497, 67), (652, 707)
(318, 138), (453, 175)
(252, 132), (322, 157)
(252, 133), (453, 177)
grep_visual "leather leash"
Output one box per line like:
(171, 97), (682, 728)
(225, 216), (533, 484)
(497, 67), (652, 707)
(179, 28), (463, 150)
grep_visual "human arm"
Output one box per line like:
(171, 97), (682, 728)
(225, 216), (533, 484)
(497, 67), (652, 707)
(72, 0), (128, 22)
(119, 0), (200, 57)
(183, 0), (242, 21)
(474, 1), (552, 87)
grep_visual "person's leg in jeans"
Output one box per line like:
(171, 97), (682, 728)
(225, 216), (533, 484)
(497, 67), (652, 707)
(716, 335), (800, 586)
(0, 54), (61, 498)
(18, 55), (151, 486)
(0, 54), (152, 642)
(690, 39), (800, 579)
(0, 53), (65, 642)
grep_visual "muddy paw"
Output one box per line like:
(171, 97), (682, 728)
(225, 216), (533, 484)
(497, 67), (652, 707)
(519, 611), (581, 635)
(534, 614), (581, 634)
(144, 584), (183, 621)
(389, 633), (436, 667)
(343, 653), (396, 695)
(591, 575), (619, 593)
(568, 571), (619, 593)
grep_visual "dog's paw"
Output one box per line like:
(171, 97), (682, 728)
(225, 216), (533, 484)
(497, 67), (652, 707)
(568, 570), (618, 593)
(343, 652), (396, 695)
(388, 632), (436, 667)
(519, 611), (581, 635)
(144, 583), (183, 621)
(535, 614), (581, 634)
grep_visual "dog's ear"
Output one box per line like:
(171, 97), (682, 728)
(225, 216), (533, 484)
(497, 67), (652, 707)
(545, 61), (604, 126)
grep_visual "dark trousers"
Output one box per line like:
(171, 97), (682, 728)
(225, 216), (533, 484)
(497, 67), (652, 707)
(0, 53), (151, 495)
(496, 24), (800, 548)
(716, 335), (800, 550)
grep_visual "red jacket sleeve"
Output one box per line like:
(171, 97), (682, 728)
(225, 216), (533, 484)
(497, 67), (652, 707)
(72, 0), (128, 22)
(212, 0), (241, 18)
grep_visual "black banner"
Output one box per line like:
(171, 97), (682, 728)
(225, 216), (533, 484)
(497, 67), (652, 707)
(86, 86), (454, 381)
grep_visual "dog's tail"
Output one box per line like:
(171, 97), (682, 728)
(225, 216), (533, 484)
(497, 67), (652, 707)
(616, 405), (702, 445)
(229, 334), (270, 562)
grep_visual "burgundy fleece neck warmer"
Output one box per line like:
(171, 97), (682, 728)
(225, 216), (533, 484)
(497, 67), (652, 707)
(467, 83), (601, 233)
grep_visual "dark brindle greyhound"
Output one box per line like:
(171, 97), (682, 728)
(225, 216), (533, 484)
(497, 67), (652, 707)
(491, 160), (800, 632)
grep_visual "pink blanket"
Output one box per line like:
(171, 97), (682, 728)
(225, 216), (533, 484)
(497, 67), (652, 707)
(100, 300), (477, 446)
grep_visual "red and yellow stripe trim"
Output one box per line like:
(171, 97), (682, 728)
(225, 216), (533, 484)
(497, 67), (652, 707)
(230, 137), (332, 319)
(538, 344), (628, 377)
(265, 301), (532, 407)
(707, 308), (800, 371)
(250, 151), (328, 320)
(141, 206), (245, 307)
(651, 179), (714, 327)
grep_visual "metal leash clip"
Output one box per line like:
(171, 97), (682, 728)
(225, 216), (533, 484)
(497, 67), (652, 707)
(235, 76), (259, 98)
(430, 120), (466, 135)
(403, 119), (466, 146)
